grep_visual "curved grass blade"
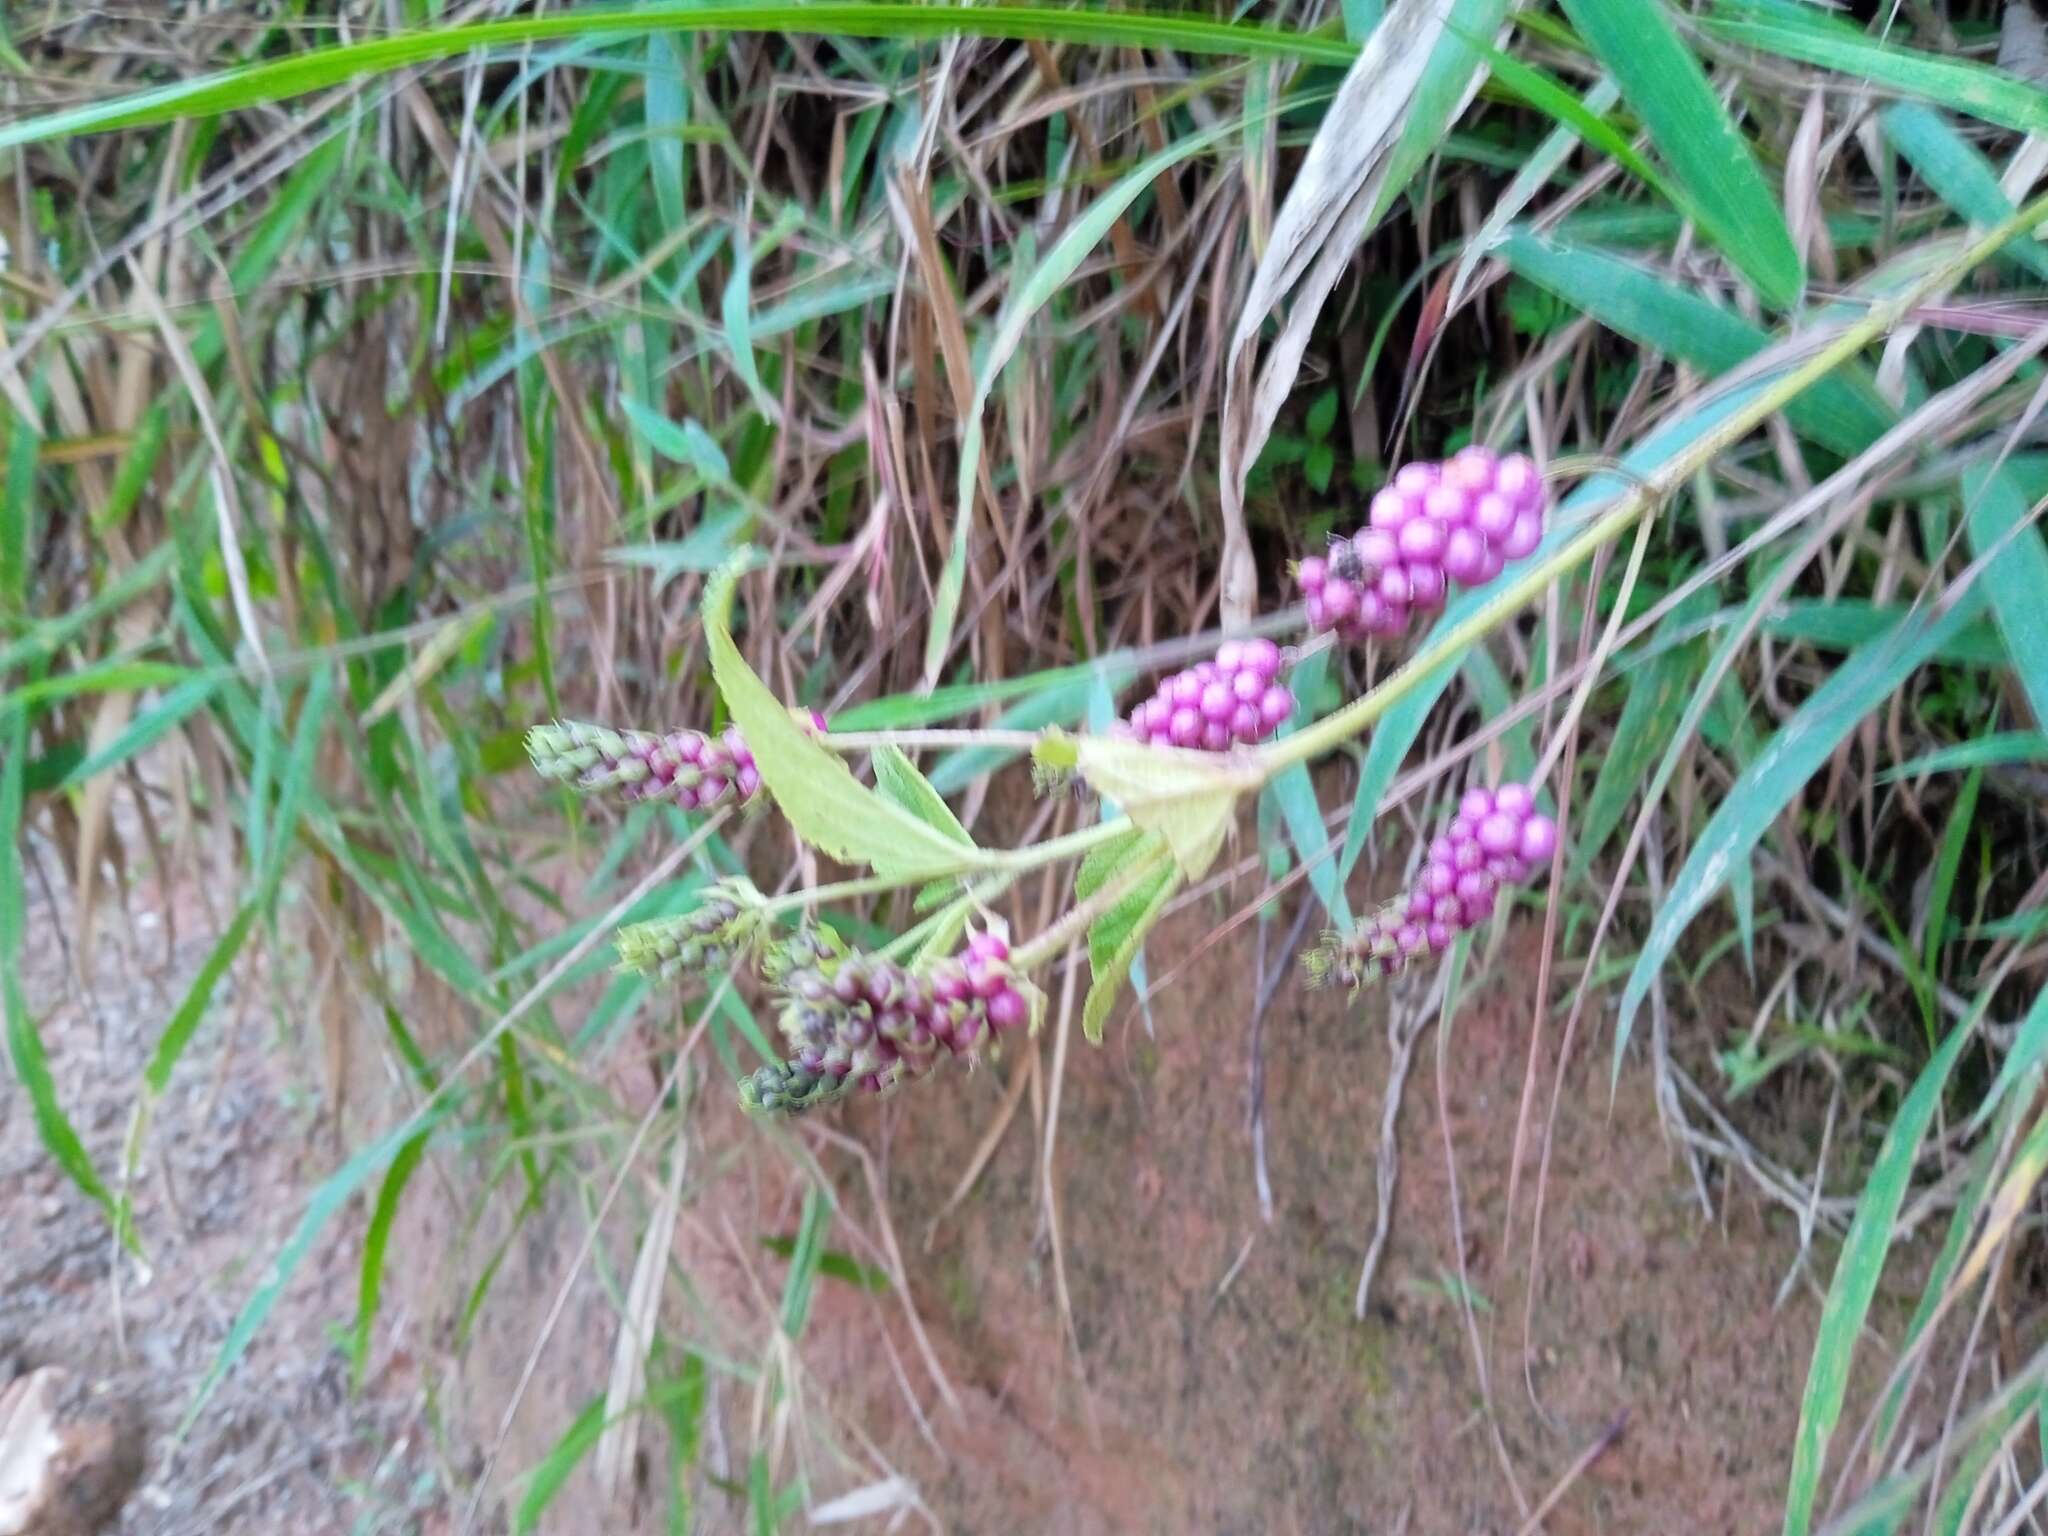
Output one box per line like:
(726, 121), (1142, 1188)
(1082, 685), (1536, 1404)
(350, 1127), (431, 1390)
(0, 699), (121, 1232)
(1705, 6), (2048, 138)
(1782, 1008), (1976, 1536)
(930, 117), (1235, 687)
(1882, 103), (2048, 282)
(0, 4), (1358, 154)
(1614, 583), (1989, 1078)
(1962, 463), (2048, 733)
(1556, 0), (1802, 308)
(1875, 731), (2048, 783)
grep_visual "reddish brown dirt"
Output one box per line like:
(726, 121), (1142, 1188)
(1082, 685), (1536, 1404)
(799, 911), (1825, 1534)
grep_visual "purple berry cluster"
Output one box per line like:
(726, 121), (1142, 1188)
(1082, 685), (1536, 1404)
(526, 713), (826, 810)
(1316, 783), (1558, 987)
(1118, 639), (1293, 751)
(1297, 447), (1547, 642)
(766, 929), (1029, 1104)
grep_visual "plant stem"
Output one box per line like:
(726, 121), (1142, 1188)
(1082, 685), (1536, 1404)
(1259, 187), (2048, 778)
(822, 728), (1044, 752)
(1010, 837), (1172, 973)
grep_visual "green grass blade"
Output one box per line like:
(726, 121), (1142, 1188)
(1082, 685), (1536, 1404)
(1706, 5), (2048, 138)
(0, 699), (120, 1227)
(1614, 588), (1988, 1079)
(1783, 1009), (1975, 1536)
(1267, 650), (1351, 929)
(932, 117), (1235, 686)
(1556, 0), (1803, 307)
(143, 902), (258, 1096)
(1498, 229), (1890, 455)
(0, 7), (1355, 151)
(514, 1393), (608, 1536)
(350, 1128), (432, 1391)
(1876, 731), (2048, 783)
(1921, 766), (1979, 986)
(1882, 103), (2048, 282)
(1963, 464), (2048, 733)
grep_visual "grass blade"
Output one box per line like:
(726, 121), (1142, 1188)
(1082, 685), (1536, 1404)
(1556, 0), (1802, 307)
(1962, 464), (2048, 733)
(1614, 587), (1988, 1078)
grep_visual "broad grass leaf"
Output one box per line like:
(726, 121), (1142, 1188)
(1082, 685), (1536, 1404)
(1962, 463), (2048, 733)
(1557, 0), (1802, 307)
(1877, 731), (2048, 783)
(704, 557), (985, 880)
(351, 1128), (431, 1390)
(1883, 103), (2048, 282)
(1266, 649), (1350, 930)
(1614, 589), (1989, 1078)
(1706, 3), (2048, 138)
(0, 7), (1361, 154)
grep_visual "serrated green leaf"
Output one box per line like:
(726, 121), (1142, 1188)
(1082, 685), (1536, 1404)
(1083, 857), (1179, 1044)
(1075, 824), (1152, 897)
(1070, 735), (1258, 880)
(870, 745), (975, 848)
(703, 557), (987, 881)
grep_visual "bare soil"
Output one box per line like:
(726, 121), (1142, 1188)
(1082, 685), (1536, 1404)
(9, 844), (1951, 1535)
(5, 853), (448, 1536)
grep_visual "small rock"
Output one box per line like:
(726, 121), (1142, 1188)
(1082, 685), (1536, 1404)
(0, 1367), (145, 1536)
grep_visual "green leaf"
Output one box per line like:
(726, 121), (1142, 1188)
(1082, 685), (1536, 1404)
(1571, 588), (1714, 878)
(1557, 0), (1802, 308)
(1304, 385), (1339, 442)
(0, 698), (120, 1229)
(703, 557), (987, 880)
(1498, 229), (1889, 455)
(1063, 732), (1259, 880)
(57, 676), (219, 788)
(1882, 103), (2048, 282)
(620, 397), (732, 482)
(514, 1393), (607, 1536)
(1971, 985), (2048, 1136)
(1877, 731), (2048, 783)
(143, 903), (258, 1096)
(1782, 1009), (1976, 1536)
(350, 1128), (431, 1390)
(1706, 4), (2048, 138)
(870, 745), (975, 848)
(931, 116), (1237, 685)
(0, 8), (1359, 155)
(779, 1185), (829, 1337)
(1265, 650), (1350, 929)
(1615, 585), (1988, 1079)
(1963, 464), (2048, 734)
(1080, 836), (1179, 1044)
(1922, 766), (1979, 983)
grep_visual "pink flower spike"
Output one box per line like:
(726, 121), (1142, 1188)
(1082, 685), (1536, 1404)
(1426, 922), (1453, 952)
(1478, 812), (1520, 855)
(1407, 564), (1447, 611)
(1259, 685), (1294, 728)
(1353, 529), (1400, 574)
(1502, 511), (1544, 560)
(987, 987), (1028, 1031)
(1496, 453), (1541, 509)
(1398, 516), (1447, 562)
(1393, 462), (1438, 497)
(1422, 484), (1469, 529)
(1442, 528), (1486, 585)
(1472, 492), (1515, 543)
